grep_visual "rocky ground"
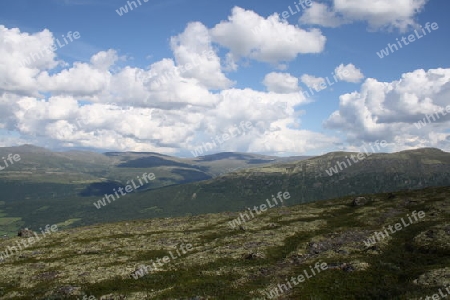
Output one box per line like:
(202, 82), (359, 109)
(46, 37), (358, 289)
(0, 186), (449, 299)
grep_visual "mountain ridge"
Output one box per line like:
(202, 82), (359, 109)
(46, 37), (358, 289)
(0, 146), (448, 237)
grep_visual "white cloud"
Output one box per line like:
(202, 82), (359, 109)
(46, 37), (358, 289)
(248, 125), (339, 155)
(0, 23), (335, 155)
(0, 26), (58, 97)
(300, 0), (429, 31)
(210, 6), (326, 64)
(335, 63), (365, 83)
(263, 72), (300, 93)
(170, 22), (233, 90)
(37, 62), (111, 97)
(90, 49), (119, 71)
(300, 74), (326, 90)
(324, 68), (450, 150)
(299, 3), (349, 28)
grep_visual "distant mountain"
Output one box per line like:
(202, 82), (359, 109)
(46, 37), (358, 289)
(0, 145), (311, 235)
(1, 147), (449, 236)
(0, 145), (307, 185)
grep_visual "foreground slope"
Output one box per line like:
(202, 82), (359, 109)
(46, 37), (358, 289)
(0, 186), (449, 299)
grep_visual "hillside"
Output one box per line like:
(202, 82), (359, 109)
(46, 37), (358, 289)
(0, 145), (301, 185)
(0, 145), (308, 236)
(0, 186), (448, 299)
(0, 147), (449, 236)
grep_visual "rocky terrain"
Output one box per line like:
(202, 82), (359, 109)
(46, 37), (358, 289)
(0, 185), (449, 299)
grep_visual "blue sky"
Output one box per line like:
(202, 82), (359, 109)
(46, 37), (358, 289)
(0, 0), (449, 156)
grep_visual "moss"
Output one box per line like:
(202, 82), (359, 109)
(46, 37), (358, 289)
(1, 186), (449, 299)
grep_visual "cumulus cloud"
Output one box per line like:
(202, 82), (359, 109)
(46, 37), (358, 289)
(300, 0), (429, 31)
(300, 74), (326, 90)
(248, 121), (339, 155)
(299, 3), (350, 28)
(324, 68), (450, 150)
(170, 22), (233, 90)
(335, 63), (365, 83)
(210, 6), (326, 64)
(0, 26), (57, 97)
(37, 62), (111, 97)
(263, 72), (300, 93)
(90, 49), (119, 71)
(0, 21), (335, 155)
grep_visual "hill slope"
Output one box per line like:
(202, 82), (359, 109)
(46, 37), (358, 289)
(0, 148), (449, 236)
(0, 146), (309, 235)
(0, 186), (448, 299)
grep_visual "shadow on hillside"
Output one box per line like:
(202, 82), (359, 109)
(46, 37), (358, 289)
(117, 156), (207, 171)
(170, 168), (211, 183)
(78, 181), (123, 197)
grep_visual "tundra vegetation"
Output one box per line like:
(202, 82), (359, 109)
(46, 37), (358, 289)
(0, 186), (448, 299)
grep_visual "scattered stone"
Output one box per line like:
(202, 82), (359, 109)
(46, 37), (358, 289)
(335, 249), (349, 255)
(414, 267), (450, 287)
(326, 261), (368, 272)
(342, 263), (355, 272)
(413, 224), (450, 253)
(99, 294), (127, 300)
(17, 228), (34, 238)
(243, 253), (257, 260)
(350, 260), (370, 271)
(55, 285), (82, 296)
(35, 271), (60, 281)
(289, 253), (310, 265)
(403, 199), (419, 206)
(307, 230), (369, 255)
(308, 242), (322, 254)
(352, 197), (369, 206)
(327, 262), (351, 271)
(242, 252), (263, 260)
(364, 245), (381, 253)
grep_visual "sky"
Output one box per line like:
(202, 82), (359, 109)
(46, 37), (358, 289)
(0, 0), (449, 157)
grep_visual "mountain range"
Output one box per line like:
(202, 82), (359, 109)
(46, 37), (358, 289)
(0, 145), (449, 237)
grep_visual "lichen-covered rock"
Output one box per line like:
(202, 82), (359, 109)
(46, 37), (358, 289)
(352, 197), (369, 206)
(100, 294), (127, 300)
(17, 228), (34, 238)
(412, 224), (450, 253)
(414, 267), (450, 287)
